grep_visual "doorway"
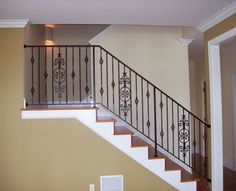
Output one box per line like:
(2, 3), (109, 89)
(208, 27), (236, 191)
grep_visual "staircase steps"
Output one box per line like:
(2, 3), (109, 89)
(112, 123), (210, 191)
(22, 106), (211, 191)
(118, 125), (210, 191)
(114, 126), (135, 135)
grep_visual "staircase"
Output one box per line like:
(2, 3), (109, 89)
(23, 44), (211, 191)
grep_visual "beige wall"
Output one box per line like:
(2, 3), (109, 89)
(220, 38), (236, 168)
(188, 39), (206, 119)
(90, 25), (191, 110)
(204, 13), (236, 123)
(53, 24), (109, 45)
(0, 28), (176, 191)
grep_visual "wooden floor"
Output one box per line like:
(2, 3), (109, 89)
(224, 167), (236, 191)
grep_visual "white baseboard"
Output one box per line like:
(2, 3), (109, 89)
(224, 159), (236, 171)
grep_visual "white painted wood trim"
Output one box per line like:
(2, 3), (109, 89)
(224, 158), (235, 170)
(208, 27), (236, 191)
(176, 38), (193, 46)
(196, 1), (236, 32)
(0, 19), (30, 28)
(232, 74), (236, 171)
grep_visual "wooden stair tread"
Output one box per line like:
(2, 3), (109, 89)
(114, 126), (134, 135)
(130, 134), (210, 190)
(96, 116), (116, 122)
(131, 136), (150, 147)
(22, 106), (97, 111)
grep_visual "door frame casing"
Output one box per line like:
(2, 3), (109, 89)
(208, 27), (236, 191)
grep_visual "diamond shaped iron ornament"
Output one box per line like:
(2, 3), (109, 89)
(146, 120), (150, 128)
(160, 130), (164, 138)
(135, 97), (139, 105)
(99, 57), (104, 65)
(171, 124), (175, 131)
(31, 87), (35, 95)
(146, 91), (150, 98)
(85, 56), (89, 64)
(160, 100), (163, 108)
(31, 57), (35, 65)
(100, 87), (104, 95)
(111, 81), (115, 88)
(44, 71), (48, 79)
(71, 70), (75, 79)
(85, 85), (89, 94)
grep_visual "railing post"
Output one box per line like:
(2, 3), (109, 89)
(153, 87), (157, 157)
(93, 46), (96, 107)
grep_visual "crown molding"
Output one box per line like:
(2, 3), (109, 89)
(0, 19), (30, 28)
(196, 2), (236, 32)
(176, 38), (193, 46)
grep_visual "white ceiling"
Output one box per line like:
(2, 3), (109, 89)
(0, 0), (235, 27)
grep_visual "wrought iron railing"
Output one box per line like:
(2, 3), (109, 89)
(24, 44), (211, 181)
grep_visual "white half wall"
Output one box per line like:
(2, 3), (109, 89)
(89, 25), (191, 110)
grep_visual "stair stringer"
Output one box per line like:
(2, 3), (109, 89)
(21, 108), (197, 191)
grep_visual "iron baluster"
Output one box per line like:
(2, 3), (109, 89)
(160, 92), (164, 146)
(135, 74), (139, 130)
(129, 69), (132, 125)
(31, 47), (35, 104)
(141, 79), (144, 133)
(166, 96), (169, 150)
(85, 47), (89, 102)
(99, 48), (104, 103)
(146, 82), (150, 137)
(193, 117), (196, 170)
(106, 52), (109, 107)
(171, 100), (175, 155)
(79, 47), (82, 102)
(65, 47), (68, 103)
(177, 105), (180, 159)
(153, 87), (157, 157)
(71, 47), (75, 100)
(111, 57), (115, 111)
(204, 123), (208, 178)
(44, 47), (48, 103)
(199, 121), (202, 174)
(52, 47), (54, 104)
(92, 47), (96, 105)
(38, 47), (41, 104)
(118, 62), (121, 116)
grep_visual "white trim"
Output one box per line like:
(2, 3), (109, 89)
(224, 158), (235, 170)
(208, 27), (236, 191)
(176, 38), (193, 46)
(196, 2), (236, 32)
(0, 19), (30, 28)
(232, 74), (236, 172)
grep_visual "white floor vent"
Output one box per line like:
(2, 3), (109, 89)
(100, 175), (123, 191)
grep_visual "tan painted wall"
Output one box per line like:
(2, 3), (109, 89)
(89, 25), (191, 110)
(220, 38), (236, 168)
(0, 28), (176, 191)
(204, 13), (236, 123)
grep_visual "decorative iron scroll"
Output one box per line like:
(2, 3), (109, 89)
(178, 114), (190, 157)
(119, 72), (131, 116)
(53, 53), (66, 99)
